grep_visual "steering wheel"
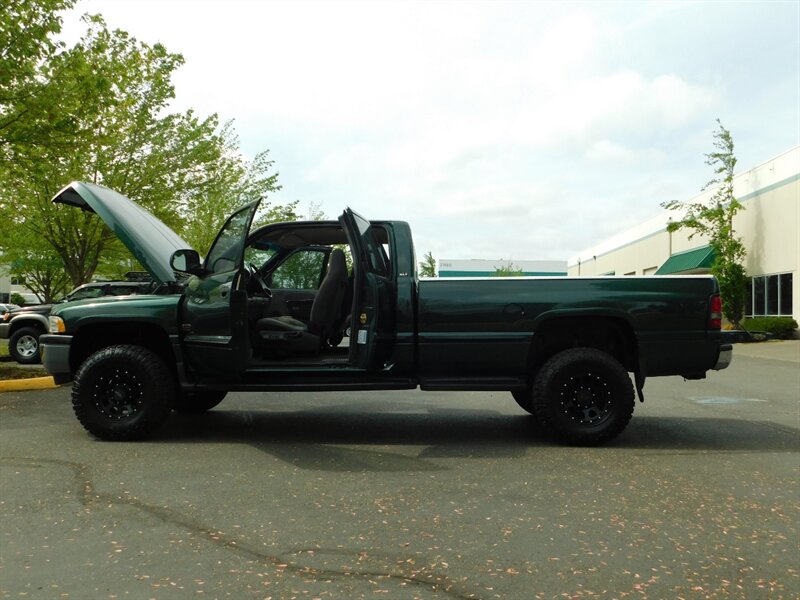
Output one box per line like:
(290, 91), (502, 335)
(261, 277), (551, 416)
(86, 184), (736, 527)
(247, 263), (272, 298)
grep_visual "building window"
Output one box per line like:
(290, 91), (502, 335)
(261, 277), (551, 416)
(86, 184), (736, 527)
(747, 272), (793, 316)
(779, 273), (793, 315)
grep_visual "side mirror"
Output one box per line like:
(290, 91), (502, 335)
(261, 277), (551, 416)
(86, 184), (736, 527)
(170, 249), (204, 275)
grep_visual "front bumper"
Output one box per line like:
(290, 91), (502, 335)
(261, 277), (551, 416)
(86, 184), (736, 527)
(0, 322), (10, 340)
(713, 343), (733, 370)
(39, 334), (74, 384)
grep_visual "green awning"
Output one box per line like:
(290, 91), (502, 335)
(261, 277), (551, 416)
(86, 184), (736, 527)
(655, 245), (716, 275)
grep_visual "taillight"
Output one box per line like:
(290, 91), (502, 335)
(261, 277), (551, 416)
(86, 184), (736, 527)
(709, 294), (722, 329)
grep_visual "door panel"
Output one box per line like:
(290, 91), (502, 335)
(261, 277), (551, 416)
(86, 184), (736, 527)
(266, 289), (316, 320)
(339, 209), (396, 371)
(182, 202), (260, 377)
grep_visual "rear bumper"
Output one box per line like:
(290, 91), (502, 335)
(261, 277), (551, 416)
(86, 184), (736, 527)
(39, 334), (74, 384)
(713, 343), (733, 370)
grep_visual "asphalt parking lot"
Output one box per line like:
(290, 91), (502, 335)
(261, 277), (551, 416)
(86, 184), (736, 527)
(1, 342), (798, 599)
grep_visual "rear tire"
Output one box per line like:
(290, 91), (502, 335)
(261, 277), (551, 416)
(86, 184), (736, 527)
(532, 347), (634, 446)
(72, 345), (174, 440)
(9, 326), (42, 364)
(512, 389), (544, 430)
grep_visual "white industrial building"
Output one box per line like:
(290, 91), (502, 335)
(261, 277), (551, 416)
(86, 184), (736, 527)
(438, 259), (567, 277)
(568, 146), (799, 319)
(0, 272), (41, 305)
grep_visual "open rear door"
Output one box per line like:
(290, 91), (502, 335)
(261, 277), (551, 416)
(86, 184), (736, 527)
(339, 208), (396, 371)
(181, 201), (260, 376)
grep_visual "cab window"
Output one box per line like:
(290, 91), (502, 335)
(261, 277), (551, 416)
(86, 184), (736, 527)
(269, 249), (327, 289)
(107, 284), (142, 296)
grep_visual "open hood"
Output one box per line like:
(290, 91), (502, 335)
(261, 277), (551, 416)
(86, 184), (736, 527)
(52, 182), (193, 284)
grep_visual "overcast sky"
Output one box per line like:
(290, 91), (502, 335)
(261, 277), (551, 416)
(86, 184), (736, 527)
(60, 1), (799, 263)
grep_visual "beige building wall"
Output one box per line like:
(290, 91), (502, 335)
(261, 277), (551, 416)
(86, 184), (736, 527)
(568, 146), (800, 318)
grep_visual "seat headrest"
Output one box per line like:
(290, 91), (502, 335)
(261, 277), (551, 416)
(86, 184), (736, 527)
(328, 248), (346, 276)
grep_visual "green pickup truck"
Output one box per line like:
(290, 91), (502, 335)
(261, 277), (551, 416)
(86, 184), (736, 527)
(40, 182), (732, 445)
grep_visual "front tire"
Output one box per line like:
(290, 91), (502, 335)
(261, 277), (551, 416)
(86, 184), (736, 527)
(511, 390), (534, 414)
(9, 326), (42, 364)
(72, 345), (175, 441)
(173, 391), (226, 413)
(532, 348), (634, 446)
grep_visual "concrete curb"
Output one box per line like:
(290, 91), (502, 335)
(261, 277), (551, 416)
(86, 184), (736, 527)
(0, 376), (58, 392)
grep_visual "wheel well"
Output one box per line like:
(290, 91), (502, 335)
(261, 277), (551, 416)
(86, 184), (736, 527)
(70, 322), (176, 377)
(10, 320), (46, 336)
(531, 317), (638, 374)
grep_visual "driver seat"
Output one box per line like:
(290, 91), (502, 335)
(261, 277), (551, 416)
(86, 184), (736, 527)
(256, 249), (348, 354)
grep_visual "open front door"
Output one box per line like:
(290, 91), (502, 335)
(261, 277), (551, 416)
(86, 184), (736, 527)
(181, 201), (260, 376)
(339, 208), (396, 371)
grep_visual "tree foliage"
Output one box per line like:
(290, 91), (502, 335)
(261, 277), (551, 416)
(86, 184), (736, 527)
(492, 261), (524, 277)
(0, 3), (282, 298)
(2, 225), (72, 302)
(662, 120), (747, 326)
(419, 251), (437, 277)
(9, 293), (27, 306)
(0, 0), (77, 150)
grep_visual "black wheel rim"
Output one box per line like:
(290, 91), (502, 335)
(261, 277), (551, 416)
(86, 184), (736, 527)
(92, 368), (144, 420)
(558, 370), (613, 426)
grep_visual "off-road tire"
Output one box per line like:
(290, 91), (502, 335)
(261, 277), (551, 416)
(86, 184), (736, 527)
(511, 364), (541, 416)
(532, 347), (634, 446)
(72, 345), (175, 441)
(511, 390), (535, 414)
(173, 391), (227, 413)
(9, 326), (42, 364)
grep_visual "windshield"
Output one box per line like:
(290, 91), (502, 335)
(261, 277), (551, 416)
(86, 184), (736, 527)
(63, 286), (105, 302)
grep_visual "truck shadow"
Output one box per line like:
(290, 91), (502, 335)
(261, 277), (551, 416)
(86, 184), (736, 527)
(616, 416), (799, 452)
(162, 407), (535, 472)
(155, 404), (799, 472)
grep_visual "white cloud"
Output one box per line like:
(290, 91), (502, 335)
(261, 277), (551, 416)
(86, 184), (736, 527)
(586, 140), (635, 163)
(61, 0), (798, 261)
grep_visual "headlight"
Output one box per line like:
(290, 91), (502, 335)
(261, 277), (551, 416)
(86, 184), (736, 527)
(49, 316), (66, 333)
(2, 312), (10, 322)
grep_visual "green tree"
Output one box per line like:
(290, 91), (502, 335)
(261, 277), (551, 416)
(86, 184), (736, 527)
(419, 251), (437, 277)
(492, 261), (524, 277)
(0, 12), (280, 287)
(2, 226), (71, 302)
(182, 121), (282, 253)
(662, 120), (747, 326)
(1, 0), (77, 151)
(9, 293), (27, 306)
(251, 199), (302, 232)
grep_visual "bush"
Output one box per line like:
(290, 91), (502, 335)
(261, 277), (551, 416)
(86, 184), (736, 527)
(742, 317), (799, 339)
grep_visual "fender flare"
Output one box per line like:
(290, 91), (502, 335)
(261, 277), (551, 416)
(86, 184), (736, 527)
(530, 308), (646, 401)
(9, 313), (49, 335)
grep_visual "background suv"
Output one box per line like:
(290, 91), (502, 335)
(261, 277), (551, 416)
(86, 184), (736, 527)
(1, 280), (155, 364)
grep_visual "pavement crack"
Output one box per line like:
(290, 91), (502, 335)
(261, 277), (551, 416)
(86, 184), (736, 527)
(1, 457), (479, 599)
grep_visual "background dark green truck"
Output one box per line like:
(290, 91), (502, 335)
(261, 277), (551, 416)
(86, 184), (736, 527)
(40, 182), (732, 445)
